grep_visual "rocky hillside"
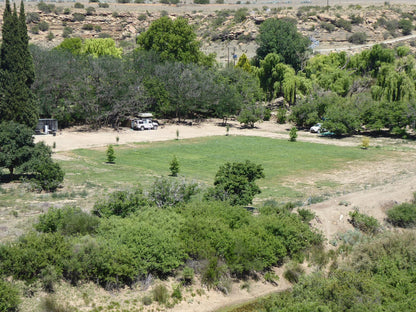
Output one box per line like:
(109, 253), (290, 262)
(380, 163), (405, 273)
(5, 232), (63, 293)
(8, 1), (416, 63)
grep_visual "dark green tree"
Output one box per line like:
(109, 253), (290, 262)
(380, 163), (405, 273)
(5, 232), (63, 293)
(0, 0), (38, 128)
(256, 18), (310, 72)
(205, 160), (265, 206)
(0, 121), (34, 176)
(136, 16), (215, 66)
(169, 155), (180, 177)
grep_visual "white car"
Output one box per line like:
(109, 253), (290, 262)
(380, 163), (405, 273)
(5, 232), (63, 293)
(310, 123), (322, 133)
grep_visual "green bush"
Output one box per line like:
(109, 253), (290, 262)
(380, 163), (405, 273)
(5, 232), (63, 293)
(38, 21), (49, 32)
(171, 284), (182, 300)
(182, 267), (194, 285)
(152, 284), (169, 304)
(37, 1), (55, 13)
(142, 296), (152, 305)
(92, 188), (150, 218)
(36, 206), (99, 235)
(0, 232), (71, 283)
(106, 145), (115, 163)
(349, 14), (364, 25)
(138, 14), (147, 21)
(321, 22), (335, 32)
(62, 27), (73, 38)
(398, 18), (413, 35)
(276, 108), (287, 124)
(26, 12), (40, 23)
(386, 202), (416, 227)
(283, 262), (304, 283)
(149, 177), (198, 208)
(348, 208), (380, 234)
(289, 127), (297, 142)
(74, 2), (85, 8)
(348, 32), (367, 44)
(72, 13), (86, 22)
(335, 18), (352, 31)
(86, 7), (96, 15)
(204, 160), (265, 206)
(30, 25), (39, 34)
(98, 2), (110, 8)
(234, 8), (248, 23)
(298, 208), (315, 223)
(0, 279), (20, 312)
(169, 155), (180, 177)
(63, 8), (71, 14)
(82, 24), (94, 30)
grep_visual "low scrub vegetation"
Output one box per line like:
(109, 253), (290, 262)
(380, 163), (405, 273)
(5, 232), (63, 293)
(228, 232), (416, 311)
(386, 202), (416, 227)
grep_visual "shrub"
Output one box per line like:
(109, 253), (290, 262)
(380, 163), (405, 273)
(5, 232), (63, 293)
(47, 31), (54, 41)
(335, 18), (352, 31)
(171, 284), (182, 300)
(37, 1), (55, 13)
(386, 203), (416, 227)
(142, 296), (152, 305)
(94, 25), (102, 32)
(349, 14), (364, 25)
(36, 206), (99, 235)
(40, 295), (73, 312)
(0, 279), (20, 312)
(98, 32), (111, 38)
(62, 27), (73, 38)
(201, 257), (229, 290)
(297, 208), (315, 223)
(138, 14), (147, 21)
(98, 2), (109, 8)
(263, 108), (271, 121)
(92, 188), (149, 218)
(169, 155), (179, 177)
(86, 6), (96, 15)
(234, 8), (248, 23)
(38, 21), (49, 32)
(26, 12), (40, 23)
(283, 262), (304, 283)
(264, 271), (279, 284)
(82, 24), (94, 30)
(72, 13), (86, 22)
(276, 108), (287, 124)
(149, 177), (198, 208)
(30, 25), (39, 34)
(74, 2), (85, 8)
(320, 22), (335, 32)
(204, 160), (265, 206)
(361, 137), (370, 149)
(348, 32), (367, 44)
(182, 267), (194, 285)
(348, 208), (380, 234)
(106, 145), (115, 163)
(63, 8), (71, 14)
(289, 127), (297, 142)
(152, 284), (169, 304)
(398, 18), (413, 35)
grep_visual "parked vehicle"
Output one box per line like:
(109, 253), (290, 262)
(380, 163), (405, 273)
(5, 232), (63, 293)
(35, 119), (58, 136)
(131, 113), (158, 130)
(310, 123), (322, 133)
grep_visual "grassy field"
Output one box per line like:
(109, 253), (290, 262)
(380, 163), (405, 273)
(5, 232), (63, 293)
(59, 135), (388, 204)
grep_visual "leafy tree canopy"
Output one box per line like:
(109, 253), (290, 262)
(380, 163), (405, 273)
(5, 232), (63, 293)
(136, 16), (215, 66)
(256, 18), (310, 71)
(205, 160), (265, 205)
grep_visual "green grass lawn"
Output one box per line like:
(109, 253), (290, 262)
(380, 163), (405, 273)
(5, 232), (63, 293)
(59, 136), (388, 202)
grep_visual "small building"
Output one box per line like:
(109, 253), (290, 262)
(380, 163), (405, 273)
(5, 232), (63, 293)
(36, 119), (58, 136)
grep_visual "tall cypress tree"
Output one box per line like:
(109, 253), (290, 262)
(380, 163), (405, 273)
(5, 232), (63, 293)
(0, 0), (38, 128)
